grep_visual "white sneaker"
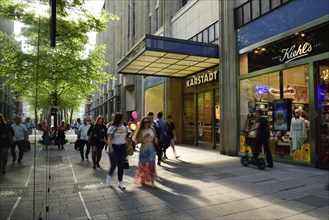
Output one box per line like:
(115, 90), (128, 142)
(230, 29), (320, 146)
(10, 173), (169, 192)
(118, 182), (126, 189)
(105, 175), (112, 185)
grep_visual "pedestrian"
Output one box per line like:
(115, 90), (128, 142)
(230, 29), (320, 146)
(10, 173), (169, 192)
(0, 114), (14, 174)
(41, 121), (51, 150)
(133, 116), (158, 188)
(106, 113), (128, 189)
(77, 118), (91, 161)
(88, 115), (107, 169)
(246, 109), (273, 168)
(154, 111), (168, 166)
(57, 121), (68, 150)
(164, 115), (179, 159)
(22, 117), (34, 138)
(127, 117), (137, 151)
(11, 116), (28, 164)
(72, 118), (82, 135)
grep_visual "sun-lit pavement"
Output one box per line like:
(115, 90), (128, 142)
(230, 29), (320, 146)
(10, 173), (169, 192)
(0, 131), (328, 220)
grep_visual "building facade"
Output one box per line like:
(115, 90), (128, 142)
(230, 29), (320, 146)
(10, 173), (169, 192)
(235, 0), (329, 168)
(94, 0), (329, 169)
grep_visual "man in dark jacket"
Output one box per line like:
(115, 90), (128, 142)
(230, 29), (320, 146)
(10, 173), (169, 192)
(247, 109), (274, 168)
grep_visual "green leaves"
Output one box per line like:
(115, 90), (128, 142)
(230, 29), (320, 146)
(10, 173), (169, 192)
(0, 0), (115, 112)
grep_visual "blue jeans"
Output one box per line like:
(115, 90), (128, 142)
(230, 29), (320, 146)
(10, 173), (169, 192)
(108, 144), (126, 182)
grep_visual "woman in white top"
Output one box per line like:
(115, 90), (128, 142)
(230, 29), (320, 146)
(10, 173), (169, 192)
(106, 113), (128, 189)
(133, 116), (158, 188)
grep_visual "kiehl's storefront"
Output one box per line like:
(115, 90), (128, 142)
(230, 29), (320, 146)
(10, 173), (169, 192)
(183, 67), (220, 149)
(239, 21), (329, 168)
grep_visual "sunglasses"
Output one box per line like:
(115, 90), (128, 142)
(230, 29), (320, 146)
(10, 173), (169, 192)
(143, 120), (150, 123)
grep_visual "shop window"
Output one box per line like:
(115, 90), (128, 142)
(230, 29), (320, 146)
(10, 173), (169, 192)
(183, 94), (196, 144)
(239, 65), (310, 163)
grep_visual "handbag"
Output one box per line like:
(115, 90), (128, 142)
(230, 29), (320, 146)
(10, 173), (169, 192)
(74, 139), (83, 151)
(124, 159), (130, 169)
(24, 140), (31, 152)
(126, 142), (134, 156)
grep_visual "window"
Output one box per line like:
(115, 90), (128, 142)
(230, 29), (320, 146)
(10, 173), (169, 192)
(156, 8), (159, 31)
(189, 21), (219, 44)
(243, 2), (251, 24)
(251, 0), (260, 19)
(234, 0), (291, 28)
(132, 2), (136, 36)
(260, 0), (270, 15)
(208, 25), (215, 43)
(202, 29), (208, 43)
(197, 32), (202, 43)
(271, 0), (281, 9)
(149, 16), (152, 34)
(155, 0), (159, 30)
(127, 5), (130, 37)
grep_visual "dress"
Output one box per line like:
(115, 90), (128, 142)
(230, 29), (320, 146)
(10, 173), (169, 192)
(290, 117), (306, 150)
(135, 128), (157, 184)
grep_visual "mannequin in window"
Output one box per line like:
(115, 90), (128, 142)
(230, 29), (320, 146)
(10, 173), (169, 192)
(290, 109), (306, 151)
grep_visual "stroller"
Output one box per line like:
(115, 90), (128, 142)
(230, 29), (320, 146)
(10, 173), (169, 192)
(240, 130), (266, 170)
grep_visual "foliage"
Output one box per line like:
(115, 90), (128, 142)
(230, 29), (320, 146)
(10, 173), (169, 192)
(0, 0), (119, 113)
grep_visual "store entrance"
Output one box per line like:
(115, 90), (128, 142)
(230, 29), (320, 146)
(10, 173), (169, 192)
(316, 58), (329, 169)
(197, 89), (220, 148)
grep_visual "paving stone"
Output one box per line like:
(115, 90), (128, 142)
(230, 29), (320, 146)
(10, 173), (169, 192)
(0, 135), (328, 220)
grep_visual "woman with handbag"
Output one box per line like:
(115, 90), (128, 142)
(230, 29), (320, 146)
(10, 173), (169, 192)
(0, 114), (14, 174)
(106, 113), (128, 189)
(87, 115), (107, 169)
(133, 116), (158, 188)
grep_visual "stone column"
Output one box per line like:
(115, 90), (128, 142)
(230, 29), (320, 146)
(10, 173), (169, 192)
(219, 0), (238, 155)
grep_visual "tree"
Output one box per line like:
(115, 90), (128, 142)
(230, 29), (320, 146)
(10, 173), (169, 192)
(0, 0), (118, 116)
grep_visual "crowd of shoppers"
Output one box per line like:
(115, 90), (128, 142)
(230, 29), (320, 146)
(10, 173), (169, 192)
(0, 111), (182, 192)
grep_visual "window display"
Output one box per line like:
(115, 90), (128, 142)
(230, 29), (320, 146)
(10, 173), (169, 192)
(240, 65), (310, 163)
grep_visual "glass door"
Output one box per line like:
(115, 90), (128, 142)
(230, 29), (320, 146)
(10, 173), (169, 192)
(183, 94), (196, 144)
(197, 91), (213, 147)
(317, 59), (329, 169)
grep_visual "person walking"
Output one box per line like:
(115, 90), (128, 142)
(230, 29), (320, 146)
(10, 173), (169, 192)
(0, 114), (14, 174)
(164, 115), (179, 159)
(72, 118), (82, 135)
(41, 121), (51, 150)
(106, 113), (128, 189)
(246, 109), (273, 168)
(133, 116), (158, 188)
(88, 115), (107, 169)
(11, 116), (28, 164)
(57, 121), (68, 150)
(77, 118), (91, 161)
(154, 111), (168, 166)
(22, 117), (34, 139)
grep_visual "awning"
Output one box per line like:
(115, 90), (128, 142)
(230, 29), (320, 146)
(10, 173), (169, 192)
(117, 35), (219, 78)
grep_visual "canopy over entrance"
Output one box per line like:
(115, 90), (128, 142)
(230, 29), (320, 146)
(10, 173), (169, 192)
(117, 35), (219, 78)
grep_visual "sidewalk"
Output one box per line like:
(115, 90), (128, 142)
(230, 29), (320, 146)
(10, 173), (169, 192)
(0, 133), (328, 220)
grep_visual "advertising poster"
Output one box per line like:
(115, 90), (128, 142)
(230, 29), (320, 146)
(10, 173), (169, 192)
(273, 99), (292, 131)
